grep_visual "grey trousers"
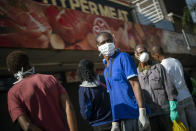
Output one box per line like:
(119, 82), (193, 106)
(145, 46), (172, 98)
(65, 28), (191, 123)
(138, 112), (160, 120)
(178, 96), (196, 131)
(121, 119), (138, 131)
(120, 119), (151, 131)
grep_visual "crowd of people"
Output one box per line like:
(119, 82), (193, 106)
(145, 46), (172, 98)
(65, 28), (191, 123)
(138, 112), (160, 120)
(6, 32), (196, 131)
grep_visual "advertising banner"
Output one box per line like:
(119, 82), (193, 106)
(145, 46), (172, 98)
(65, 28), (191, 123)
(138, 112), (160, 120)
(0, 0), (164, 52)
(33, 0), (132, 21)
(1, 0), (195, 55)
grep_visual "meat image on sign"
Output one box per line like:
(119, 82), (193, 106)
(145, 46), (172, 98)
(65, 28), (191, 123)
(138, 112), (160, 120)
(0, 0), (164, 52)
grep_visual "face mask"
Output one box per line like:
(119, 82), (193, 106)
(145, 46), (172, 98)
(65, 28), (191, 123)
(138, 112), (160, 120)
(139, 52), (149, 63)
(98, 42), (115, 56)
(13, 67), (35, 84)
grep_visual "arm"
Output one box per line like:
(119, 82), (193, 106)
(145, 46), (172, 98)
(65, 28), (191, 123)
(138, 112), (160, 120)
(60, 93), (78, 131)
(160, 65), (179, 121)
(51, 75), (77, 131)
(18, 115), (42, 131)
(120, 53), (145, 108)
(129, 77), (150, 129)
(7, 90), (41, 130)
(160, 64), (178, 100)
(129, 77), (145, 108)
(121, 53), (149, 129)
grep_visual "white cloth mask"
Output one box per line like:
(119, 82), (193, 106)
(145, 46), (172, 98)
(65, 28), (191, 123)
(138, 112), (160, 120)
(139, 52), (149, 63)
(98, 42), (115, 56)
(13, 67), (35, 84)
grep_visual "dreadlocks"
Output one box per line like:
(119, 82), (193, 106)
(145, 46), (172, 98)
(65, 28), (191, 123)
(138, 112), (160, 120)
(6, 50), (30, 74)
(77, 59), (96, 83)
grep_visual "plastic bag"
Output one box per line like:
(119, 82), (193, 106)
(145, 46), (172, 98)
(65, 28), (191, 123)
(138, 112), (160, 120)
(173, 120), (188, 131)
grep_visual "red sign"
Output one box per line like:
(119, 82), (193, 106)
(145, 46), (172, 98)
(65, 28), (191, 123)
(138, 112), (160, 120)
(0, 0), (164, 52)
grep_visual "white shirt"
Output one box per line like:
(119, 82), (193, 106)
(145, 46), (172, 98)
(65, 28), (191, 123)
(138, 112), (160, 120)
(161, 57), (191, 102)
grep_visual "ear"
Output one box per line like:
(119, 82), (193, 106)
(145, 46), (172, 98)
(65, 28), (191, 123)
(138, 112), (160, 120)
(134, 52), (139, 59)
(7, 68), (14, 75)
(112, 33), (116, 43)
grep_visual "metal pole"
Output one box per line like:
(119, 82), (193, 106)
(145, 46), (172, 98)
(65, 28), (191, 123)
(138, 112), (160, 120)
(182, 29), (191, 50)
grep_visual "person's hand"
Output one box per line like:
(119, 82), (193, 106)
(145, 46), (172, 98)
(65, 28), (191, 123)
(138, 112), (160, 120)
(138, 108), (150, 131)
(170, 110), (179, 122)
(169, 101), (180, 122)
(111, 122), (120, 131)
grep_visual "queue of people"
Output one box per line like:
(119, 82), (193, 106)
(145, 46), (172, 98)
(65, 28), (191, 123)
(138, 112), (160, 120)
(6, 31), (196, 131)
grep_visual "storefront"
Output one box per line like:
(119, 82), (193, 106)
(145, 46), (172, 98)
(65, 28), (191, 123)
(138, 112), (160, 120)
(1, 0), (196, 130)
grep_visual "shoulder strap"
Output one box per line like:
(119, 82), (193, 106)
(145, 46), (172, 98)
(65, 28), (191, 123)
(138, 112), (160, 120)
(105, 57), (115, 90)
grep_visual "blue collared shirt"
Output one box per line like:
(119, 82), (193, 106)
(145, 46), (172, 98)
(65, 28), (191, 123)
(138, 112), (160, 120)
(103, 49), (139, 121)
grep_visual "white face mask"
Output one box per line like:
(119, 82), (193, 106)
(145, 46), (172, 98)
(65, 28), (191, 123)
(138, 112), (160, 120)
(98, 42), (115, 56)
(139, 52), (149, 63)
(13, 67), (35, 84)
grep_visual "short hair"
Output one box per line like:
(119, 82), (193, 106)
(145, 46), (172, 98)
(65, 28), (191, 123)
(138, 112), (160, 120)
(151, 46), (164, 55)
(96, 31), (113, 42)
(77, 59), (96, 82)
(134, 44), (147, 53)
(6, 50), (30, 74)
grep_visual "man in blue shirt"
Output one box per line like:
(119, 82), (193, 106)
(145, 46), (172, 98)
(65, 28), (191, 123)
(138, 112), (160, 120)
(96, 32), (150, 131)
